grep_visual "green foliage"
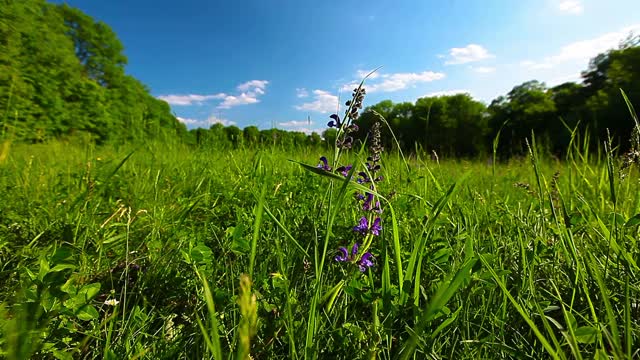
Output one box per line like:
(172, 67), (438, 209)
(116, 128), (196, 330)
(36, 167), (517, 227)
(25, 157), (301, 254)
(0, 0), (186, 144)
(0, 137), (638, 358)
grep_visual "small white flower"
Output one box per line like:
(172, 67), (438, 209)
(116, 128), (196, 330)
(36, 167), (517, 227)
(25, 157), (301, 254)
(104, 299), (120, 306)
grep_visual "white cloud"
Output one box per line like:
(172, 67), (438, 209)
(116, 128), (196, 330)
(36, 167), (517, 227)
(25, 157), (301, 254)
(422, 89), (472, 98)
(237, 80), (269, 92)
(214, 79), (269, 108)
(521, 24), (640, 70)
(207, 115), (236, 126)
(294, 90), (339, 113)
(342, 71), (446, 93)
(177, 116), (236, 128)
(296, 88), (309, 98)
(158, 80), (269, 109)
(290, 127), (325, 134)
(279, 120), (312, 127)
(341, 82), (360, 92)
(471, 66), (496, 74)
(176, 116), (200, 125)
(445, 44), (494, 65)
(217, 93), (260, 109)
(277, 120), (324, 134)
(158, 93), (226, 106)
(558, 0), (583, 14)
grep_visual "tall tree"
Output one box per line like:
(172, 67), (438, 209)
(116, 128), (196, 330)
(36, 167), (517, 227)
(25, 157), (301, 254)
(59, 4), (127, 88)
(489, 81), (556, 155)
(0, 0), (185, 144)
(582, 40), (640, 149)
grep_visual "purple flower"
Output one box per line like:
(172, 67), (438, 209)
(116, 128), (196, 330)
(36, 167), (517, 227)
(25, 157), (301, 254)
(357, 253), (375, 272)
(374, 201), (383, 214)
(335, 247), (349, 262)
(327, 114), (341, 128)
(337, 136), (353, 150)
(336, 165), (353, 177)
(370, 217), (382, 236)
(335, 243), (359, 262)
(366, 163), (380, 172)
(334, 243), (374, 272)
(357, 172), (370, 184)
(352, 216), (382, 236)
(353, 217), (369, 235)
(362, 193), (374, 211)
(317, 156), (331, 171)
(360, 191), (383, 213)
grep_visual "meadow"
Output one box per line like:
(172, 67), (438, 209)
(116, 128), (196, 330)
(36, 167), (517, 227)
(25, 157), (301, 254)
(0, 130), (639, 359)
(1, 1), (639, 358)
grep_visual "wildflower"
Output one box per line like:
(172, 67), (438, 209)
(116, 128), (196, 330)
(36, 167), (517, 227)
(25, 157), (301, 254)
(362, 192), (374, 211)
(353, 216), (382, 236)
(354, 119), (385, 215)
(317, 156), (331, 171)
(336, 136), (353, 150)
(335, 243), (358, 262)
(335, 247), (349, 262)
(104, 299), (120, 306)
(357, 172), (383, 185)
(334, 242), (375, 272)
(357, 253), (374, 272)
(357, 172), (369, 184)
(327, 114), (342, 128)
(353, 217), (369, 235)
(323, 84), (382, 275)
(326, 86), (367, 150)
(336, 165), (353, 177)
(366, 162), (380, 172)
(362, 193), (383, 213)
(368, 122), (383, 165)
(370, 217), (382, 235)
(347, 87), (366, 121)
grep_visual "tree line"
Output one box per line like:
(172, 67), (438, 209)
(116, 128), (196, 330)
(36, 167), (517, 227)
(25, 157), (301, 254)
(349, 36), (640, 158)
(0, 0), (187, 144)
(1, 1), (639, 158)
(166, 35), (640, 158)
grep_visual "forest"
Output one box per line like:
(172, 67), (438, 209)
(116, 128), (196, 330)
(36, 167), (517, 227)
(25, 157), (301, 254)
(0, 0), (188, 144)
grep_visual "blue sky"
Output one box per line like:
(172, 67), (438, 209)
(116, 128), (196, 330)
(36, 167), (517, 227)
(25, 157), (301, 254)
(56, 0), (639, 133)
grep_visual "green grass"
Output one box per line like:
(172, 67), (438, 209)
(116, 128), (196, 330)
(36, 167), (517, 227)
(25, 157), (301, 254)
(0, 137), (639, 359)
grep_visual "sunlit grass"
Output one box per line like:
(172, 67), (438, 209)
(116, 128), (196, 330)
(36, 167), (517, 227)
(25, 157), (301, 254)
(0, 133), (639, 359)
